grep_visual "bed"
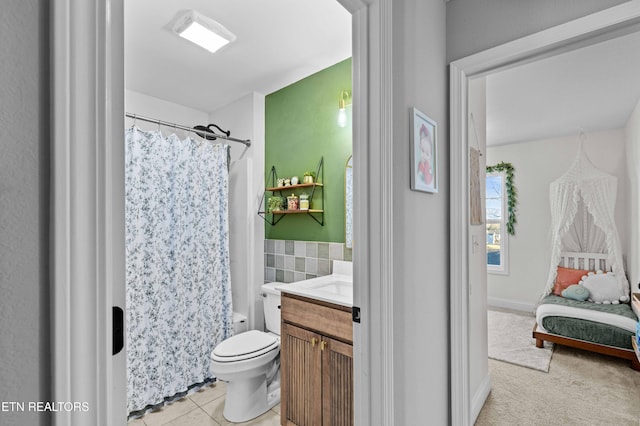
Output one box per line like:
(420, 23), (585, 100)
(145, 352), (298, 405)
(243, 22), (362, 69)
(533, 252), (640, 370)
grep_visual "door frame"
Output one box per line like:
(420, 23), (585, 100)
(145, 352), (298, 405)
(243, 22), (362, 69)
(449, 2), (640, 424)
(51, 0), (126, 424)
(50, 0), (395, 425)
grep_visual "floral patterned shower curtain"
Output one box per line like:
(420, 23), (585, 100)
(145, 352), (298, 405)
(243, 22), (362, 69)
(125, 127), (233, 415)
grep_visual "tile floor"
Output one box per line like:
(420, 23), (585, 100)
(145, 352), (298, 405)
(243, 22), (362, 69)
(127, 381), (281, 426)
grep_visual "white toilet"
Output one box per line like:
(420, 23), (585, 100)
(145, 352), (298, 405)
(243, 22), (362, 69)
(210, 282), (283, 423)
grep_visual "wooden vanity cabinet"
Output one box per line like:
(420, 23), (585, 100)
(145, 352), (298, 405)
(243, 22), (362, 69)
(280, 293), (353, 426)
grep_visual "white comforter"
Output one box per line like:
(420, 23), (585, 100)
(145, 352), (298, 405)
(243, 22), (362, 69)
(536, 303), (637, 334)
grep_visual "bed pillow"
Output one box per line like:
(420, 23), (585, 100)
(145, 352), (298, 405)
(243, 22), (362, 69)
(561, 284), (590, 301)
(578, 271), (625, 304)
(553, 267), (590, 296)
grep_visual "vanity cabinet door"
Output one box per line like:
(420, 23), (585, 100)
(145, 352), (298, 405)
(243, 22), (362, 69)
(281, 323), (322, 426)
(321, 337), (354, 426)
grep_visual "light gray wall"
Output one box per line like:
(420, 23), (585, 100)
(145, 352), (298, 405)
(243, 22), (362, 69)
(393, 0), (449, 424)
(625, 99), (640, 293)
(125, 89), (209, 131)
(0, 1), (50, 425)
(210, 93), (266, 332)
(7, 2), (635, 425)
(446, 0), (629, 62)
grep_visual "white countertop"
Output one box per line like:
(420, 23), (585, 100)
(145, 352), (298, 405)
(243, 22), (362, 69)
(276, 261), (353, 307)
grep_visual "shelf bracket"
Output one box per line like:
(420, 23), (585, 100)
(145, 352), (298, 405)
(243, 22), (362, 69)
(257, 157), (324, 226)
(307, 211), (324, 226)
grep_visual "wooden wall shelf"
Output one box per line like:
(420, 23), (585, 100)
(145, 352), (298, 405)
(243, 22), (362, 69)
(267, 209), (324, 215)
(265, 182), (323, 192)
(258, 157), (325, 226)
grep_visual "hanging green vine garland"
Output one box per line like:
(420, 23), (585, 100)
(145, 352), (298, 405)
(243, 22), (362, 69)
(486, 162), (517, 235)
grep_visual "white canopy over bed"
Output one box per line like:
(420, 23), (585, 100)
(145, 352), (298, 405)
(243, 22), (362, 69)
(543, 143), (629, 298)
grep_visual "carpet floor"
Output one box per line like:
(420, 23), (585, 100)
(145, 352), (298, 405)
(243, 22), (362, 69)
(488, 309), (553, 372)
(476, 343), (640, 425)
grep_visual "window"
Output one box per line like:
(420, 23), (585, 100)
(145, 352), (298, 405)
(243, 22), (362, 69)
(486, 172), (508, 274)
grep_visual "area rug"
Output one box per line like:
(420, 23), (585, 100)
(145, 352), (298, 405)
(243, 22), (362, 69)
(488, 309), (554, 372)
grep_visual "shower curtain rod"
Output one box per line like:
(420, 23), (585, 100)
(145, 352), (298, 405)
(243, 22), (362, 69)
(125, 112), (251, 147)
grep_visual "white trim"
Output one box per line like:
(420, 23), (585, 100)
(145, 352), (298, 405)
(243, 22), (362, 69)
(51, 0), (126, 424)
(51, 3), (72, 424)
(449, 60), (470, 426)
(450, 2), (640, 424)
(339, 0), (372, 424)
(339, 0), (395, 423)
(470, 374), (492, 424)
(378, 0), (395, 422)
(487, 297), (536, 314)
(104, 1), (127, 422)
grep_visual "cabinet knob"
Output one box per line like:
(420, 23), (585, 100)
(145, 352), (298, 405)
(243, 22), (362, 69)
(321, 340), (327, 351)
(311, 337), (318, 347)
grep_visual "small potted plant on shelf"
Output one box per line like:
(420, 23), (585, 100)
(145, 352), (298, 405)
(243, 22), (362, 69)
(267, 196), (284, 213)
(303, 171), (316, 184)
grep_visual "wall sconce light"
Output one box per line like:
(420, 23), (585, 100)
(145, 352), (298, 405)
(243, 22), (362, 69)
(173, 10), (236, 54)
(338, 90), (352, 128)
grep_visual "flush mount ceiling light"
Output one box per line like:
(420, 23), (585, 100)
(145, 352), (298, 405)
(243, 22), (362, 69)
(173, 10), (236, 54)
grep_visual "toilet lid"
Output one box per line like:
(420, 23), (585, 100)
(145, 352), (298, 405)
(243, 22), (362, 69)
(212, 330), (279, 362)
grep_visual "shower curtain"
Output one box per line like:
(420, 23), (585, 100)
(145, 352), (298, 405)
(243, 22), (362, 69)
(125, 126), (233, 415)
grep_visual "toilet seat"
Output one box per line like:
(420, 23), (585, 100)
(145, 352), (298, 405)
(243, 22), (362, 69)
(212, 330), (279, 363)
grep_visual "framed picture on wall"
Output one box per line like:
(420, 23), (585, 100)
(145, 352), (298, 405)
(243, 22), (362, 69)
(410, 107), (438, 193)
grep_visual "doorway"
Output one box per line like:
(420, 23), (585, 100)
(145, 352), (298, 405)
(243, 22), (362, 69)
(50, 0), (393, 424)
(123, 1), (351, 421)
(450, 3), (640, 424)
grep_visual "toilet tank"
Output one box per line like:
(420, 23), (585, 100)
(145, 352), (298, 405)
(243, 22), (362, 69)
(232, 312), (248, 335)
(261, 282), (283, 335)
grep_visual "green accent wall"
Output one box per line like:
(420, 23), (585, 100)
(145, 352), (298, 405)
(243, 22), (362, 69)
(265, 58), (352, 242)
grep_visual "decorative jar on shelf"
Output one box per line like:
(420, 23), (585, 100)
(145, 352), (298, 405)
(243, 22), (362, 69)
(299, 193), (309, 210)
(287, 194), (299, 210)
(291, 176), (299, 185)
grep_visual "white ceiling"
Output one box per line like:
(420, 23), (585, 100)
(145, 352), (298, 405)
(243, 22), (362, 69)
(126, 3), (640, 144)
(125, 0), (352, 113)
(486, 30), (640, 146)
